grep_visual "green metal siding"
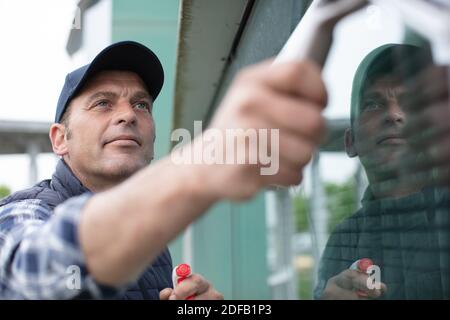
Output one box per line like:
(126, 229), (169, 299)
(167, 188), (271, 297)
(192, 193), (269, 299)
(196, 0), (310, 299)
(111, 0), (272, 299)
(111, 0), (184, 266)
(112, 0), (179, 160)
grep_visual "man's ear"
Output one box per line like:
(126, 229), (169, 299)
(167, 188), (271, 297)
(49, 123), (68, 156)
(344, 128), (358, 158)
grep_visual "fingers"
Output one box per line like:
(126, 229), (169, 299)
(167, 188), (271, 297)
(238, 59), (328, 107)
(344, 270), (386, 299)
(324, 270), (386, 300)
(278, 131), (315, 168)
(261, 163), (303, 187)
(201, 58), (328, 200)
(216, 80), (326, 143)
(334, 270), (364, 290)
(222, 58), (327, 147)
(258, 131), (313, 186)
(194, 289), (224, 300)
(400, 98), (450, 185)
(404, 101), (450, 140)
(402, 163), (450, 188)
(221, 79), (325, 179)
(390, 64), (450, 188)
(251, 89), (326, 143)
(321, 280), (364, 300)
(406, 135), (450, 171)
(170, 273), (211, 300)
(403, 65), (449, 114)
(159, 288), (173, 300)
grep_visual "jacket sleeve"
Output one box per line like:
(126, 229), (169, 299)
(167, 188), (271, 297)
(0, 194), (125, 299)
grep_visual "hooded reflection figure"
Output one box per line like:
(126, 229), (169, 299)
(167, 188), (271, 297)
(315, 44), (450, 300)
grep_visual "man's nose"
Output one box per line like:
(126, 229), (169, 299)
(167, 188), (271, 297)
(114, 103), (137, 126)
(385, 100), (405, 124)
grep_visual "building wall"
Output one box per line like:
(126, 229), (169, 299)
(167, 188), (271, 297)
(202, 0), (311, 299)
(111, 0), (185, 285)
(112, 0), (179, 160)
(110, 0), (273, 299)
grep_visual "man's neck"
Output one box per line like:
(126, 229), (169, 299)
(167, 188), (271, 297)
(368, 172), (425, 199)
(63, 159), (123, 193)
(78, 176), (119, 193)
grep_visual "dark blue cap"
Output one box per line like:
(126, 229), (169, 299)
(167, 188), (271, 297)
(55, 41), (164, 123)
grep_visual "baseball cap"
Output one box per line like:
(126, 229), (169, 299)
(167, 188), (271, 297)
(55, 41), (164, 123)
(350, 43), (432, 126)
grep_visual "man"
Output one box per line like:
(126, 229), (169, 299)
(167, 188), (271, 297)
(0, 41), (327, 299)
(315, 44), (450, 300)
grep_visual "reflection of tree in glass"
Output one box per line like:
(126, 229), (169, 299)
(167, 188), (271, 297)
(293, 179), (357, 233)
(293, 179), (357, 300)
(0, 185), (11, 199)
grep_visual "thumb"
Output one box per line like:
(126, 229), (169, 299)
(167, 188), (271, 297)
(159, 288), (173, 300)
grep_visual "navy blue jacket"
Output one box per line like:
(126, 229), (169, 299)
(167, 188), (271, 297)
(315, 187), (450, 299)
(0, 160), (173, 299)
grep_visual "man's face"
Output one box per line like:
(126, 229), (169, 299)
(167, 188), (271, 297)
(351, 76), (409, 172)
(62, 70), (155, 187)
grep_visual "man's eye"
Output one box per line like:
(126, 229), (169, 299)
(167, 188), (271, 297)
(363, 101), (383, 112)
(94, 100), (110, 108)
(134, 102), (151, 112)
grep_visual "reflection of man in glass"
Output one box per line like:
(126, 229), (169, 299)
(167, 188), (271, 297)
(315, 44), (449, 299)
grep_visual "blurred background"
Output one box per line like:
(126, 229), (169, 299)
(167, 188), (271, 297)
(0, 0), (447, 299)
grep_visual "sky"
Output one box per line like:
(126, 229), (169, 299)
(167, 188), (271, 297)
(0, 1), (404, 192)
(0, 0), (79, 191)
(0, 0), (79, 122)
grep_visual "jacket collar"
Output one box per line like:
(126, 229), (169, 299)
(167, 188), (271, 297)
(51, 159), (91, 202)
(362, 186), (449, 209)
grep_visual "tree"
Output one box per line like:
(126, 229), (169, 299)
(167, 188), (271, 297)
(324, 180), (357, 232)
(293, 193), (309, 232)
(293, 179), (357, 300)
(0, 185), (11, 199)
(293, 179), (357, 233)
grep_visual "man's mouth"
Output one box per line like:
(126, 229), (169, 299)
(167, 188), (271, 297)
(105, 135), (142, 147)
(376, 135), (405, 145)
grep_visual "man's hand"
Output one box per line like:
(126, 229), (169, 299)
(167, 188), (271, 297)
(80, 58), (327, 287)
(181, 59), (327, 201)
(159, 273), (224, 300)
(321, 269), (387, 300)
(399, 65), (450, 187)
